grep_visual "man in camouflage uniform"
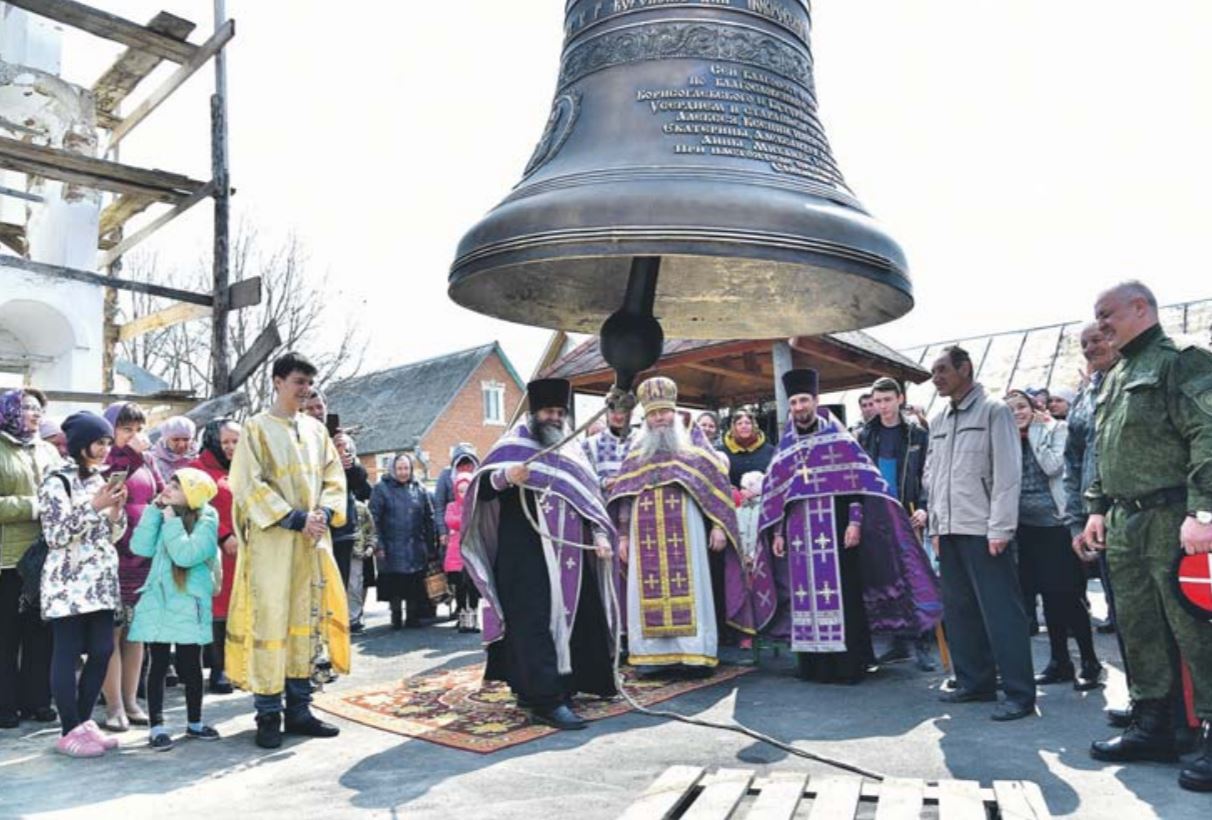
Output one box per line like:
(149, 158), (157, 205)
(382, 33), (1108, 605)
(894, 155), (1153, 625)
(1084, 281), (1212, 792)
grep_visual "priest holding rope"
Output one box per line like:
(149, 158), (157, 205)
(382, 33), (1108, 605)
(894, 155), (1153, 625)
(609, 377), (742, 674)
(460, 379), (618, 731)
(743, 368), (942, 685)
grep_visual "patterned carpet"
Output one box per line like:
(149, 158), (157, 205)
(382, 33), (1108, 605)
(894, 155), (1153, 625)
(312, 663), (753, 754)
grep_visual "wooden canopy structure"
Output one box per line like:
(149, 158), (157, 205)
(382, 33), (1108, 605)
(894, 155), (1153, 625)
(540, 330), (930, 409)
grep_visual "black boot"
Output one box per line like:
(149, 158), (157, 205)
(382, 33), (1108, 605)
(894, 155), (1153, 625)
(1034, 659), (1075, 685)
(390, 600), (403, 631)
(1090, 699), (1178, 763)
(1179, 722), (1212, 793)
(1074, 659), (1104, 691)
(256, 712), (283, 749)
(1107, 705), (1133, 728)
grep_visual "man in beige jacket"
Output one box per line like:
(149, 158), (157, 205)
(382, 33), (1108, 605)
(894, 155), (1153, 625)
(926, 346), (1034, 721)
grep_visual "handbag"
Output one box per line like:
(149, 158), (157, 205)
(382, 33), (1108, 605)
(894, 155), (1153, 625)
(16, 472), (72, 613)
(424, 559), (451, 604)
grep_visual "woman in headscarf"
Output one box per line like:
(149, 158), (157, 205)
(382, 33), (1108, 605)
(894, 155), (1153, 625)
(189, 418), (240, 693)
(369, 453), (437, 630)
(98, 401), (163, 732)
(0, 388), (62, 728)
(149, 416), (198, 481)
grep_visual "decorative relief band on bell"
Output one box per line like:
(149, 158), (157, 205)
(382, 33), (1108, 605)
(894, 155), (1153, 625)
(558, 20), (812, 91)
(563, 0), (813, 48)
(452, 226), (902, 276)
(504, 167), (863, 212)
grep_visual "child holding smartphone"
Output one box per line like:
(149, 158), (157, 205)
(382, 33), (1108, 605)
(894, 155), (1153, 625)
(128, 468), (221, 750)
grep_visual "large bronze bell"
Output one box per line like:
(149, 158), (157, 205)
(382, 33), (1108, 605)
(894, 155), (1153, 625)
(450, 0), (910, 380)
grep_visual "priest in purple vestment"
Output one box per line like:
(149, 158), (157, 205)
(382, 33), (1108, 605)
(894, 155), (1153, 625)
(609, 377), (742, 674)
(460, 379), (618, 731)
(742, 369), (942, 685)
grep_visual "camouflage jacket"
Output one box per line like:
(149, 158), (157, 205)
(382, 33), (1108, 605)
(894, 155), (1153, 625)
(352, 499), (377, 559)
(1086, 324), (1212, 515)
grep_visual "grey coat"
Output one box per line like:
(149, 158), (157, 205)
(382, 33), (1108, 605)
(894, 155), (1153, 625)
(926, 384), (1022, 541)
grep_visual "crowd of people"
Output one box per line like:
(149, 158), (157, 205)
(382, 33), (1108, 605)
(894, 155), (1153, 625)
(0, 280), (1209, 794)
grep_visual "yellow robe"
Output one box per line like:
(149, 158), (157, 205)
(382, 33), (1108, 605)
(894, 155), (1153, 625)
(225, 411), (350, 695)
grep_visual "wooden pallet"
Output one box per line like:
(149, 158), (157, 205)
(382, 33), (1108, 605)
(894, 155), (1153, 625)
(619, 766), (1050, 820)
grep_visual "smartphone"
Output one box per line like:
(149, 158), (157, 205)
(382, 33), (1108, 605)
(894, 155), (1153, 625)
(105, 470), (128, 491)
(326, 413), (341, 437)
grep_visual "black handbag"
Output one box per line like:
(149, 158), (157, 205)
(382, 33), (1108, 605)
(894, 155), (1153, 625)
(16, 473), (71, 613)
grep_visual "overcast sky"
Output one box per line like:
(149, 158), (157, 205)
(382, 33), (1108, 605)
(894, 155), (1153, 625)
(54, 0), (1212, 381)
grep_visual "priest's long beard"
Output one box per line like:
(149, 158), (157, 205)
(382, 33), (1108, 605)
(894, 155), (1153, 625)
(635, 423), (688, 461)
(528, 416), (568, 448)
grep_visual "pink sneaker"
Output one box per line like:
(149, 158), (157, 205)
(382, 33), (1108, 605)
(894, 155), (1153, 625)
(55, 724), (106, 758)
(82, 720), (120, 750)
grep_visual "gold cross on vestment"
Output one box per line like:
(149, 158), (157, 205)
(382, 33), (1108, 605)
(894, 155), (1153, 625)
(665, 493), (680, 511)
(667, 531), (684, 550)
(639, 495), (655, 512)
(794, 586), (808, 603)
(791, 536), (804, 551)
(671, 572), (687, 589)
(641, 532), (657, 551)
(796, 464), (812, 483)
(644, 575), (660, 592)
(814, 532), (832, 551)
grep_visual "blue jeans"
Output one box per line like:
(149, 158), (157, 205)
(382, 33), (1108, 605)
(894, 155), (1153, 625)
(253, 677), (313, 722)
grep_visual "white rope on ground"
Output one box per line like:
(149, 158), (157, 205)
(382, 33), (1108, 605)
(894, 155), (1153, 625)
(512, 404), (887, 782)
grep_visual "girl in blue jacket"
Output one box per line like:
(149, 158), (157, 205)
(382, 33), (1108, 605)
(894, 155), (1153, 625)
(128, 467), (221, 750)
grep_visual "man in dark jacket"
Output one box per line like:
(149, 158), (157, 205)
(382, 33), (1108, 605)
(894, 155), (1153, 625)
(858, 377), (934, 670)
(434, 443), (479, 550)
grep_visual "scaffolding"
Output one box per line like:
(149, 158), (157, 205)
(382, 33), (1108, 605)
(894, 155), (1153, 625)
(0, 0), (277, 407)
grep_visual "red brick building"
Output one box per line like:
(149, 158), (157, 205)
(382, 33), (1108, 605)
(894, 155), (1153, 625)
(326, 342), (525, 484)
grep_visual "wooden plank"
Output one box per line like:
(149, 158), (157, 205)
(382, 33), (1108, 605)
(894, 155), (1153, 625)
(228, 321), (282, 392)
(117, 302), (210, 342)
(746, 772), (807, 820)
(806, 775), (863, 819)
(92, 11), (196, 115)
(98, 193), (156, 238)
(992, 781), (1051, 820)
(2, 254), (213, 306)
(108, 20), (236, 149)
(681, 767), (753, 820)
(0, 137), (203, 202)
(43, 389), (194, 405)
(872, 777), (926, 820)
(0, 184), (43, 203)
(937, 779), (986, 820)
(226, 276), (262, 310)
(618, 765), (705, 820)
(0, 221), (27, 256)
(97, 181), (214, 268)
(5, 0), (198, 63)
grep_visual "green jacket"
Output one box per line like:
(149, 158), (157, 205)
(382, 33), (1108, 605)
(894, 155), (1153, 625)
(1086, 324), (1212, 515)
(127, 504), (219, 646)
(0, 432), (63, 569)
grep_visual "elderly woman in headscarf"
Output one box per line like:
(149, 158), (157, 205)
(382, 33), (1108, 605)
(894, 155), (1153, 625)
(189, 418), (241, 694)
(150, 416), (198, 481)
(369, 453), (437, 630)
(0, 388), (62, 728)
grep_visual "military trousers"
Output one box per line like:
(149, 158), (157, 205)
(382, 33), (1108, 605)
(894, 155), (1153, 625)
(1106, 502), (1212, 718)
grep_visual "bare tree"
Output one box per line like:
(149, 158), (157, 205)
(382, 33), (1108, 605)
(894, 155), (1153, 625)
(118, 224), (367, 414)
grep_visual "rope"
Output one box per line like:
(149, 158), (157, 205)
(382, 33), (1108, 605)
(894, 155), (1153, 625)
(509, 419), (886, 782)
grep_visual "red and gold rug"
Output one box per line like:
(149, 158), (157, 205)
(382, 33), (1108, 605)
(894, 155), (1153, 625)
(313, 663), (753, 754)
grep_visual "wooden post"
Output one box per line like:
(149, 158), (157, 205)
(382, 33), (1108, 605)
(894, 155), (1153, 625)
(209, 0), (231, 395)
(772, 340), (793, 426)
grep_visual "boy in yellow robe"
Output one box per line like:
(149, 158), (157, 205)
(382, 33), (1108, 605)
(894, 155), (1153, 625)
(226, 351), (349, 749)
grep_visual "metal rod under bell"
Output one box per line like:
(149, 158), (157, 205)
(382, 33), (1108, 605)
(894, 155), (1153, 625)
(600, 256), (665, 397)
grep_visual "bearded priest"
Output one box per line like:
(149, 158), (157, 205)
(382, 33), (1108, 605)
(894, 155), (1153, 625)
(609, 377), (742, 674)
(460, 379), (618, 731)
(745, 368), (942, 685)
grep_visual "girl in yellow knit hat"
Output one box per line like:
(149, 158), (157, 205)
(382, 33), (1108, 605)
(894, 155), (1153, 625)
(128, 467), (221, 751)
